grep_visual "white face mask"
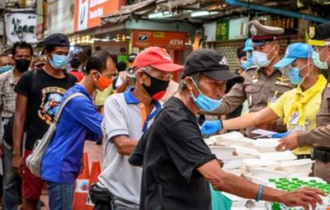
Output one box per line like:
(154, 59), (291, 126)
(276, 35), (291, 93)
(312, 47), (330, 70)
(253, 46), (276, 67)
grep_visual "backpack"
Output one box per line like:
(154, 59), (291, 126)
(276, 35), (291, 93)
(26, 92), (86, 177)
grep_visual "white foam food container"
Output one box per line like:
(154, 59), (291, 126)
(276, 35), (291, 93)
(243, 159), (279, 172)
(252, 140), (279, 153)
(204, 138), (217, 146)
(223, 156), (244, 170)
(211, 132), (253, 147)
(209, 146), (236, 160)
(248, 169), (287, 181)
(232, 145), (260, 156)
(259, 151), (297, 162)
(276, 159), (314, 173)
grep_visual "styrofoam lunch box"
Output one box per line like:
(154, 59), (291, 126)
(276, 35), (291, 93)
(209, 146), (236, 160)
(276, 159), (314, 172)
(259, 151), (297, 162)
(248, 169), (287, 181)
(243, 159), (280, 172)
(252, 138), (280, 153)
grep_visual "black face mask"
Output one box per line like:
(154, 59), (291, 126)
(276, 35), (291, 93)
(16, 59), (31, 72)
(142, 72), (169, 101)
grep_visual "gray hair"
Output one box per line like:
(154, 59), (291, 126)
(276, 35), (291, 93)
(178, 72), (201, 92)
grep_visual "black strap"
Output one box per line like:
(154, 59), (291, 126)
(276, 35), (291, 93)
(312, 148), (330, 163)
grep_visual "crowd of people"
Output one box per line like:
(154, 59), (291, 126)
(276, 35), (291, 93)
(0, 20), (329, 210)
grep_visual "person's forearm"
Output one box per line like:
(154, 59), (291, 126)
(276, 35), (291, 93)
(114, 138), (138, 156)
(213, 172), (283, 202)
(223, 112), (259, 130)
(116, 82), (127, 94)
(298, 125), (330, 146)
(13, 114), (25, 156)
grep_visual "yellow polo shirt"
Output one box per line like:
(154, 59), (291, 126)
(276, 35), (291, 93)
(270, 75), (326, 155)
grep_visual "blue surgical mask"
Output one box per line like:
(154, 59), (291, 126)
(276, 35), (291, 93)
(190, 79), (222, 112)
(253, 46), (276, 67)
(49, 54), (69, 70)
(0, 66), (12, 73)
(241, 53), (255, 70)
(288, 67), (303, 85)
(312, 49), (330, 70)
(288, 64), (308, 85)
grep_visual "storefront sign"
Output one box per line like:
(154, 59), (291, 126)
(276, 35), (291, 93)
(216, 20), (229, 41)
(5, 12), (37, 46)
(47, 0), (75, 34)
(94, 41), (128, 55)
(228, 17), (249, 40)
(74, 0), (126, 32)
(132, 30), (186, 51)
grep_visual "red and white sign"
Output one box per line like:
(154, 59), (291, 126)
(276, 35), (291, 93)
(74, 0), (126, 32)
(132, 30), (186, 51)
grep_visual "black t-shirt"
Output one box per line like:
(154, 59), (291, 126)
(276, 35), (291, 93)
(129, 97), (216, 210)
(14, 69), (77, 150)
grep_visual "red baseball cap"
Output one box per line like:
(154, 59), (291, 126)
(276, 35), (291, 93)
(133, 47), (183, 72)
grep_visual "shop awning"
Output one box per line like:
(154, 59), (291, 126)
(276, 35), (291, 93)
(102, 0), (157, 23)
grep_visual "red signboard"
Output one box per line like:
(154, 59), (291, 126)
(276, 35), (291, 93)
(132, 30), (186, 51)
(74, 0), (126, 32)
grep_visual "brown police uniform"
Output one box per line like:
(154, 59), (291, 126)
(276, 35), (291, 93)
(297, 22), (330, 183)
(218, 66), (293, 134)
(215, 20), (294, 136)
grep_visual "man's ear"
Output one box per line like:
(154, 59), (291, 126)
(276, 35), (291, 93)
(184, 77), (194, 91)
(274, 43), (280, 55)
(237, 58), (242, 66)
(135, 71), (146, 85)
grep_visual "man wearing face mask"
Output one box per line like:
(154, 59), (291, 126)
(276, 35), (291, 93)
(0, 42), (33, 210)
(0, 54), (13, 74)
(210, 20), (294, 137)
(12, 33), (77, 210)
(128, 49), (324, 210)
(202, 43), (326, 160)
(239, 38), (256, 72)
(41, 51), (116, 210)
(278, 22), (330, 183)
(91, 47), (183, 210)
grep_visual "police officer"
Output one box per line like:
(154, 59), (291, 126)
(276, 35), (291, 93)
(212, 20), (294, 136)
(277, 22), (330, 183)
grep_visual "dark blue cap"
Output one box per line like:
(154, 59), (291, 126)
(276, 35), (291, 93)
(44, 33), (70, 48)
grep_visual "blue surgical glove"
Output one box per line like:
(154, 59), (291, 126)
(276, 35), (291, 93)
(201, 120), (222, 135)
(271, 131), (292, 138)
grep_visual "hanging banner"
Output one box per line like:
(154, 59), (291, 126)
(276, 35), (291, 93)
(5, 12), (37, 46)
(47, 0), (75, 34)
(228, 17), (249, 40)
(131, 30), (186, 51)
(74, 0), (126, 32)
(216, 20), (229, 41)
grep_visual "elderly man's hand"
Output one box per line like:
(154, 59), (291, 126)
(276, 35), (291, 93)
(200, 120), (222, 135)
(276, 132), (299, 151)
(278, 188), (325, 210)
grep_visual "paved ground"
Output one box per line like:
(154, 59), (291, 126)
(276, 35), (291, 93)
(40, 141), (104, 210)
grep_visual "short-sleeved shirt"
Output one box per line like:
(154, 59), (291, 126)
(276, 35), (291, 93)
(270, 75), (326, 155)
(14, 69), (77, 150)
(129, 97), (216, 210)
(0, 69), (16, 118)
(42, 84), (103, 184)
(97, 88), (161, 204)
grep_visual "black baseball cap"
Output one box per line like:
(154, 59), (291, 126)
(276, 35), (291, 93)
(307, 22), (330, 46)
(182, 49), (244, 83)
(44, 33), (70, 48)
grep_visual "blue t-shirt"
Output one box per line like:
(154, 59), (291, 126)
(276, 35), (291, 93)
(41, 84), (103, 184)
